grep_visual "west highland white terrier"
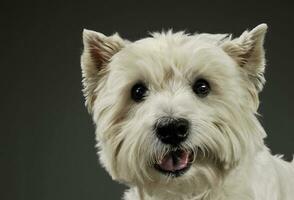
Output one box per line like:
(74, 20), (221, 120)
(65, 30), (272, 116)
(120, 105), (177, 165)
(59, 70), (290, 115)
(80, 24), (294, 200)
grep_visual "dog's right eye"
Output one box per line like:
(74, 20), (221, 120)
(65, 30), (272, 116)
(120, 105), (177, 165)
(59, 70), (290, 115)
(131, 83), (148, 102)
(193, 79), (210, 98)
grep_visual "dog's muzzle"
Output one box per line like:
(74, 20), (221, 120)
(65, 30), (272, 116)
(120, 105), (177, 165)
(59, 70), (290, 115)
(153, 117), (192, 176)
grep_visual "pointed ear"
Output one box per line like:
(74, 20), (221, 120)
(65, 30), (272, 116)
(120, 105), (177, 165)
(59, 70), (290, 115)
(221, 24), (268, 91)
(81, 29), (125, 112)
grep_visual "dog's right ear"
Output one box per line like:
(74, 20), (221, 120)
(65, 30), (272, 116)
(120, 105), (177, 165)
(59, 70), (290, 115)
(81, 29), (125, 112)
(221, 24), (268, 92)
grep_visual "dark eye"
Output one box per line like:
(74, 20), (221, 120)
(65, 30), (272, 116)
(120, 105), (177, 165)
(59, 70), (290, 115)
(193, 79), (210, 97)
(131, 83), (148, 102)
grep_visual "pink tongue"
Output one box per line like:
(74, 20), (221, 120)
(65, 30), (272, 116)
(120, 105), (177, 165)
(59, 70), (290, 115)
(158, 151), (189, 172)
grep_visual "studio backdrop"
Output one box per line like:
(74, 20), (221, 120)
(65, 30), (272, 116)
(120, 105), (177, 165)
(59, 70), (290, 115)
(2, 1), (293, 200)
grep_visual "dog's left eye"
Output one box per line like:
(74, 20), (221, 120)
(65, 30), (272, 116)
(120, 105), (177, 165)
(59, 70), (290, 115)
(193, 79), (210, 97)
(131, 83), (148, 102)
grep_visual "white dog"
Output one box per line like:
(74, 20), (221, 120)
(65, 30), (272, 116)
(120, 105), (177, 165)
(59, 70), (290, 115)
(80, 24), (294, 200)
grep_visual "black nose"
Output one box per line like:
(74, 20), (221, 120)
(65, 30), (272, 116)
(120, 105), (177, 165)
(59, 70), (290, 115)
(155, 117), (189, 145)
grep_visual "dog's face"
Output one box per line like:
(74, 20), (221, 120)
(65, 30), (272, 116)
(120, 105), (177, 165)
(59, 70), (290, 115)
(81, 25), (267, 194)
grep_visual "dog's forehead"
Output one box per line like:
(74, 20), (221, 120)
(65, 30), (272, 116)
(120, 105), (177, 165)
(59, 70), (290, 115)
(127, 33), (221, 58)
(108, 32), (237, 85)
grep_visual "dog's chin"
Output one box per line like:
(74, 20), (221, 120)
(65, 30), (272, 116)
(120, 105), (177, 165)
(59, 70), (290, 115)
(154, 149), (194, 177)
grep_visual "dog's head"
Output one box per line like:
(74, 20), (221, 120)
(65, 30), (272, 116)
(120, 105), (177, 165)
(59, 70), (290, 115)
(81, 24), (267, 195)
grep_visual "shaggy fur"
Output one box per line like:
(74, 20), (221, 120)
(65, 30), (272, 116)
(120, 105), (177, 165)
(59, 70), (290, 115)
(80, 24), (294, 200)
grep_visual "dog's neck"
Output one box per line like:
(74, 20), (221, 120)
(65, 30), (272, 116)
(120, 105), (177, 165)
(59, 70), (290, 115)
(125, 150), (272, 200)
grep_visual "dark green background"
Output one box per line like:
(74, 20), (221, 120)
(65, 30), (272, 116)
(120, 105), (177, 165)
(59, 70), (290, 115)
(2, 1), (293, 200)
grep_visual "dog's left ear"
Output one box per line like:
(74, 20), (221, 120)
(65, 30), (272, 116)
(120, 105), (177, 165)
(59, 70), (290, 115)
(221, 24), (268, 92)
(81, 29), (126, 112)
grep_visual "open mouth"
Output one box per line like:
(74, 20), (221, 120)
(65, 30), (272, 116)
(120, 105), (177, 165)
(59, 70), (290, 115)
(154, 149), (194, 177)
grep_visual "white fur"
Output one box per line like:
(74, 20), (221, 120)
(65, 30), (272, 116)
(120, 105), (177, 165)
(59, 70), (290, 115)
(80, 24), (294, 200)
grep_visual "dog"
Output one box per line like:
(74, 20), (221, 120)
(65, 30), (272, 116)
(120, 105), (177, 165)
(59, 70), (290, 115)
(80, 24), (294, 200)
